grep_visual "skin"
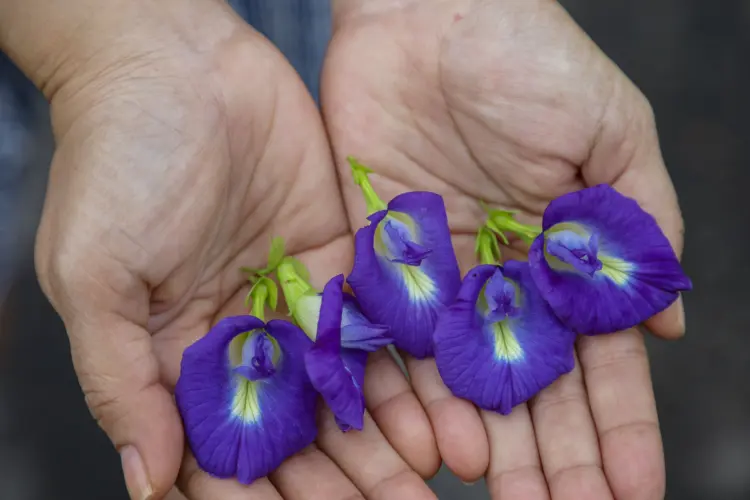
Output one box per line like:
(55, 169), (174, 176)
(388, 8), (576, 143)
(0, 0), (684, 499)
(325, 1), (684, 499)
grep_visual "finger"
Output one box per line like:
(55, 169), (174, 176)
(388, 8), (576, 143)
(578, 330), (664, 500)
(405, 355), (489, 482)
(178, 452), (282, 500)
(482, 405), (549, 500)
(270, 445), (364, 499)
(165, 488), (188, 500)
(317, 409), (437, 500)
(364, 349), (440, 478)
(583, 91), (686, 339)
(49, 271), (182, 500)
(529, 355), (613, 500)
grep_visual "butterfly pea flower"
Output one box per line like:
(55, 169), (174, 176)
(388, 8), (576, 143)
(528, 184), (692, 334)
(346, 157), (461, 358)
(277, 257), (390, 431)
(175, 277), (317, 484)
(433, 229), (576, 414)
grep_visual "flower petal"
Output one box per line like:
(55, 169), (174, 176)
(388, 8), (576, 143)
(290, 276), (391, 351)
(433, 263), (576, 415)
(305, 340), (366, 432)
(233, 331), (276, 380)
(341, 294), (391, 351)
(318, 274), (345, 334)
(528, 184), (692, 334)
(384, 219), (432, 265)
(348, 192), (461, 358)
(339, 348), (367, 430)
(175, 316), (317, 484)
(305, 274), (366, 431)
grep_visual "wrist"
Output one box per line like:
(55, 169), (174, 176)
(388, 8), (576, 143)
(0, 0), (234, 100)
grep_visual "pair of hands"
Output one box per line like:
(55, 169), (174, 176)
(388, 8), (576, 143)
(21, 0), (684, 499)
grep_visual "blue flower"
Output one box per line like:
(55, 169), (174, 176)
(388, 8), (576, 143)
(528, 184), (692, 334)
(175, 316), (317, 484)
(433, 262), (576, 415)
(174, 277), (317, 484)
(278, 258), (390, 431)
(346, 158), (461, 358)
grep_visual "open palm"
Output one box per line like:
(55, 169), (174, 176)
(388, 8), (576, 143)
(34, 5), (437, 499)
(323, 1), (684, 498)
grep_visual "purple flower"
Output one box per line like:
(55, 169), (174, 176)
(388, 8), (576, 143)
(280, 269), (391, 355)
(528, 184), (692, 334)
(347, 159), (461, 358)
(433, 262), (576, 415)
(175, 315), (317, 484)
(277, 258), (391, 431)
(304, 275), (388, 431)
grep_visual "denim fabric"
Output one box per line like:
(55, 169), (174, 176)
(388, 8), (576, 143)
(0, 53), (40, 303)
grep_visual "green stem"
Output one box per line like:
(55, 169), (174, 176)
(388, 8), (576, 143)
(479, 242), (496, 265)
(348, 156), (387, 215)
(250, 284), (267, 321)
(476, 226), (501, 265)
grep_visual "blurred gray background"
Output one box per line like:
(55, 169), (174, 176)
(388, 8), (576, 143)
(1, 0), (748, 498)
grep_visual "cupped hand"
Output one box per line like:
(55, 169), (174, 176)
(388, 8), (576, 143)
(323, 1), (684, 498)
(33, 2), (438, 499)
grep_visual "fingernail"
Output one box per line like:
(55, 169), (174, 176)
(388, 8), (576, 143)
(121, 445), (153, 500)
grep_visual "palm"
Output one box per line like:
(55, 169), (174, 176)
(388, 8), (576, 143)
(324, 1), (670, 499)
(142, 34), (350, 401)
(324, 1), (637, 225)
(37, 22), (404, 499)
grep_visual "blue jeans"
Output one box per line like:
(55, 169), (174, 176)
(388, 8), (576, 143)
(0, 1), (331, 302)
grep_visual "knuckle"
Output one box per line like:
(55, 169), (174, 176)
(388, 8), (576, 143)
(74, 340), (157, 435)
(635, 92), (656, 125)
(82, 383), (131, 434)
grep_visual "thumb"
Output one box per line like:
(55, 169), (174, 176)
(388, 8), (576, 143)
(583, 87), (687, 339)
(37, 249), (183, 499)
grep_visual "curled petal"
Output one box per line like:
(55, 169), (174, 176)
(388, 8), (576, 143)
(304, 275), (367, 431)
(305, 342), (366, 432)
(348, 192), (461, 358)
(529, 184), (692, 334)
(175, 317), (317, 484)
(434, 263), (576, 415)
(341, 294), (390, 351)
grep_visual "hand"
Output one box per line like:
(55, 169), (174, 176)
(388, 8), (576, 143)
(26, 1), (438, 498)
(323, 1), (684, 498)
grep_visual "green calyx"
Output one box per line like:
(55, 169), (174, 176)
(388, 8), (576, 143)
(349, 156), (387, 215)
(240, 236), (287, 321)
(245, 276), (278, 322)
(480, 201), (542, 245)
(240, 236), (318, 324)
(277, 256), (316, 316)
(475, 226), (502, 265)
